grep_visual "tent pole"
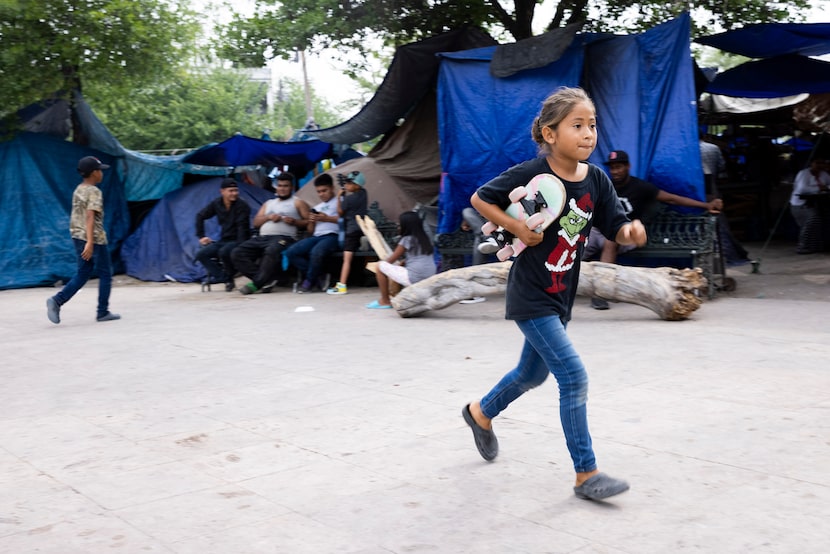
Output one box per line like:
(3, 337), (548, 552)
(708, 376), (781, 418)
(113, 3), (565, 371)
(752, 132), (827, 273)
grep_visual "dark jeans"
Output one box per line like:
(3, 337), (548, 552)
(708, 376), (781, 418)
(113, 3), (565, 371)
(284, 233), (340, 284)
(195, 241), (239, 283)
(53, 239), (113, 318)
(231, 235), (295, 288)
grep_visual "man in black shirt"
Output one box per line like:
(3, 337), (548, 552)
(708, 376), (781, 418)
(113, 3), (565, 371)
(584, 150), (723, 309)
(195, 178), (252, 291)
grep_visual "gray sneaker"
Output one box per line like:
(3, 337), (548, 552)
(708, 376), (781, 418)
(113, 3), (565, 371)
(96, 312), (121, 322)
(46, 297), (60, 324)
(591, 297), (610, 310)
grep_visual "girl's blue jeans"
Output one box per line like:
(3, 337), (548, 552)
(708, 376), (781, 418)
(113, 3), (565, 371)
(54, 239), (113, 319)
(479, 314), (596, 473)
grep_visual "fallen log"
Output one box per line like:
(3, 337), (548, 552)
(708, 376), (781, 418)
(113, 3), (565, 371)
(391, 261), (705, 320)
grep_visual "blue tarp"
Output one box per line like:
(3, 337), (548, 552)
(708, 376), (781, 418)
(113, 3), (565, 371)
(696, 23), (830, 58)
(182, 135), (333, 177)
(705, 54), (830, 98)
(0, 132), (130, 289)
(121, 178), (273, 283)
(697, 23), (830, 99)
(436, 13), (701, 232)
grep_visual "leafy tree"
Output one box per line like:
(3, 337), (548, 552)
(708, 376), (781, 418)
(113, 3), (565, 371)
(215, 0), (813, 69)
(0, 0), (199, 141)
(89, 68), (342, 152)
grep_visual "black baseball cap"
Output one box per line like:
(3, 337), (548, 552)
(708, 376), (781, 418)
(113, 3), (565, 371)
(603, 150), (630, 165)
(77, 156), (110, 174)
(220, 178), (239, 189)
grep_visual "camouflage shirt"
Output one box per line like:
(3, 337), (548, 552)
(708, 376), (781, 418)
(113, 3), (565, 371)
(69, 184), (107, 245)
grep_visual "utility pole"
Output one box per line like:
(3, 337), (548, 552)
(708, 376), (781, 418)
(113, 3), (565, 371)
(300, 49), (314, 122)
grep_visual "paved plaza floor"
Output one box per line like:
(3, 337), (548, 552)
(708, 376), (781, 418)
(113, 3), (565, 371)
(1, 241), (828, 553)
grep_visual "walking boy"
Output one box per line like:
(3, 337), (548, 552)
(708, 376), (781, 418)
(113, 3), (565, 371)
(46, 156), (120, 324)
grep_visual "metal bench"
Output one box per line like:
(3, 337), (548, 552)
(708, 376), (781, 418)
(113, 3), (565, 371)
(615, 211), (725, 298)
(434, 229), (477, 270)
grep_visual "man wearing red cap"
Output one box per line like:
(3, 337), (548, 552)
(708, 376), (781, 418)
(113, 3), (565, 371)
(584, 150), (723, 309)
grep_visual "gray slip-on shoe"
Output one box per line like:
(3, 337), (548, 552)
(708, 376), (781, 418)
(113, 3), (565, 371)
(462, 404), (498, 461)
(591, 297), (610, 310)
(96, 312), (121, 322)
(574, 472), (630, 501)
(46, 297), (60, 324)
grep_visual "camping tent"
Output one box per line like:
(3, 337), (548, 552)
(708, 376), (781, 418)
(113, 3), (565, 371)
(0, 93), (336, 289)
(436, 13), (700, 232)
(120, 178), (274, 283)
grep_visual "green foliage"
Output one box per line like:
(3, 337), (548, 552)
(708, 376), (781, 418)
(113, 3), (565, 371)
(214, 0), (496, 68)
(0, 0), (199, 114)
(215, 0), (816, 71)
(87, 68), (342, 151)
(586, 0), (812, 37)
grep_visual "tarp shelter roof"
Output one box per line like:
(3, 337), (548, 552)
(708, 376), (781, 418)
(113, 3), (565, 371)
(705, 54), (830, 98)
(304, 27), (496, 144)
(696, 23), (830, 58)
(436, 13), (701, 233)
(181, 134), (333, 177)
(697, 23), (830, 99)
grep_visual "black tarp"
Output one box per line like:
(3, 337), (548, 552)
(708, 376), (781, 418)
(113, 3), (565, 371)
(304, 27), (496, 144)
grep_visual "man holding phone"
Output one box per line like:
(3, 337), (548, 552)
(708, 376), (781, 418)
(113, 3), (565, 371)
(284, 173), (341, 292)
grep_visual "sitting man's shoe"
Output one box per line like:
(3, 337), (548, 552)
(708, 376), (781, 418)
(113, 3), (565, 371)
(46, 297), (61, 324)
(326, 282), (348, 295)
(591, 297), (610, 310)
(296, 279), (313, 293)
(96, 312), (121, 322)
(239, 282), (258, 295)
(260, 280), (277, 293)
(477, 236), (500, 255)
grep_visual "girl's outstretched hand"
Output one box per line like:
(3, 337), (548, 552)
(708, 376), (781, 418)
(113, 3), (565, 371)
(618, 220), (647, 247)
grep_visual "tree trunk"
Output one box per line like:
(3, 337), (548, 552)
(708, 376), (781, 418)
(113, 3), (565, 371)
(391, 261), (705, 321)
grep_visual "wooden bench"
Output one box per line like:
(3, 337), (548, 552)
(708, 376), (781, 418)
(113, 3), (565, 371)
(615, 211), (721, 298)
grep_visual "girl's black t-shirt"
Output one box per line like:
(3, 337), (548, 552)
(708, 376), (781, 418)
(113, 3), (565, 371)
(476, 157), (629, 321)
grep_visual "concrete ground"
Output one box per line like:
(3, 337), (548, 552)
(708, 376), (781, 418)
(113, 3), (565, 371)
(1, 241), (828, 553)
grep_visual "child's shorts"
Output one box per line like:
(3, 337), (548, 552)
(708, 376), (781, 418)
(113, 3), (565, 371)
(378, 261), (411, 287)
(343, 232), (363, 252)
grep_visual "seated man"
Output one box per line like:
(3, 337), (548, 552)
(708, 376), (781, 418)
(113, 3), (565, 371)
(232, 172), (310, 294)
(194, 178), (252, 291)
(284, 174), (341, 293)
(584, 150), (723, 310)
(790, 158), (830, 254)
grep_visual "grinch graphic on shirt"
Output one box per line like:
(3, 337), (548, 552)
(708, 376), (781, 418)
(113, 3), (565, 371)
(544, 193), (593, 293)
